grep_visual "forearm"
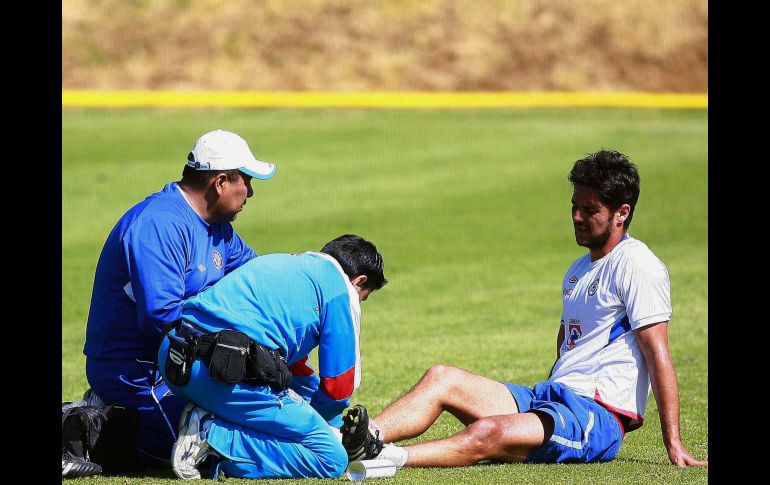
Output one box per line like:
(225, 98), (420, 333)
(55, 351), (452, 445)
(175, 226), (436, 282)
(549, 326), (565, 378)
(290, 373), (319, 402)
(309, 390), (349, 424)
(556, 325), (565, 360)
(646, 347), (682, 447)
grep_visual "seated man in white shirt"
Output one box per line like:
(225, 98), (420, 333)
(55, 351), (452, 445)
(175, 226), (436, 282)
(341, 149), (707, 469)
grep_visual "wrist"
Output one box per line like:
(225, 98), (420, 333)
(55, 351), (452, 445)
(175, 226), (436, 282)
(664, 436), (683, 448)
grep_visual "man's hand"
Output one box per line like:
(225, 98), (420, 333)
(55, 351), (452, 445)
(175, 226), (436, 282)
(666, 438), (708, 467)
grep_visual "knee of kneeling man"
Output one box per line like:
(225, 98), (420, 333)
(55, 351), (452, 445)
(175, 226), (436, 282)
(318, 442), (348, 478)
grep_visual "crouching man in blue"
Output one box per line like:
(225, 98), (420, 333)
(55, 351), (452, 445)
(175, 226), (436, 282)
(157, 234), (387, 479)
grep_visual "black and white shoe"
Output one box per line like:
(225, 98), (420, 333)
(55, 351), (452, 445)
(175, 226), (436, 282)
(341, 404), (384, 461)
(62, 449), (102, 478)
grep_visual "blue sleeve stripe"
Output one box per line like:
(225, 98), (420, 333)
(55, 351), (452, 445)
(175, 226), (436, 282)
(607, 315), (632, 345)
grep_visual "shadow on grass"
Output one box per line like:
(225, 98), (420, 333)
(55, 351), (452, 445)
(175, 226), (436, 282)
(478, 458), (664, 467)
(613, 457), (662, 466)
(102, 467), (176, 480)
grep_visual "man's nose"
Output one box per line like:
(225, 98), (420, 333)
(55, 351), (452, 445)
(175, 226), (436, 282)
(572, 209), (582, 223)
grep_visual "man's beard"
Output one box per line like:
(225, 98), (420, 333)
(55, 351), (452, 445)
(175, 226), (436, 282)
(575, 225), (611, 249)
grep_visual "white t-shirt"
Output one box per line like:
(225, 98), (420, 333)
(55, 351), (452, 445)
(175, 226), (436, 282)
(549, 235), (671, 431)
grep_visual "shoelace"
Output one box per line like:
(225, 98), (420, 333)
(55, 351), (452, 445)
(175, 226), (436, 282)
(365, 430), (384, 457)
(182, 440), (209, 464)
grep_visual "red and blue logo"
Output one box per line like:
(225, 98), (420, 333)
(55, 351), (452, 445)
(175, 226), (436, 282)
(567, 319), (582, 349)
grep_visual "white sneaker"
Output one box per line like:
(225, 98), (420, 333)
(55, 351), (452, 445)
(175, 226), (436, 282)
(172, 403), (216, 480)
(375, 443), (409, 469)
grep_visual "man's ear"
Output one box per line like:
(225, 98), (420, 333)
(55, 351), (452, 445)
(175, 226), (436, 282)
(616, 204), (631, 225)
(212, 173), (228, 194)
(350, 275), (368, 288)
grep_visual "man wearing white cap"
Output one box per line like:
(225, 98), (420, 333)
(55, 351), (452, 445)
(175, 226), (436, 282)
(82, 129), (277, 468)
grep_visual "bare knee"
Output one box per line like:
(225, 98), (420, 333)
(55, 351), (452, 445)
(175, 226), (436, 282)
(419, 365), (480, 419)
(460, 418), (505, 461)
(422, 365), (465, 388)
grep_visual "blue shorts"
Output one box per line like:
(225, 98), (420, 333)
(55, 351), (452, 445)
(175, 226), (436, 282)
(504, 381), (622, 464)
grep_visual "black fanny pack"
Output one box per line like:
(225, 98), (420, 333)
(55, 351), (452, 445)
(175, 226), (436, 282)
(161, 321), (292, 391)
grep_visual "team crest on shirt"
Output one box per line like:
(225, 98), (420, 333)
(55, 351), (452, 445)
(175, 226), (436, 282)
(212, 250), (224, 270)
(588, 279), (599, 296)
(566, 319), (582, 350)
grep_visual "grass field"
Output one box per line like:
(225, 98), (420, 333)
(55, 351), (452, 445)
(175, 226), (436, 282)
(62, 108), (708, 483)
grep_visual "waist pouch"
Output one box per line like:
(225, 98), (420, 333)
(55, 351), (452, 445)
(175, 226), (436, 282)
(164, 321), (292, 391)
(165, 332), (197, 387)
(244, 339), (293, 391)
(203, 329), (251, 383)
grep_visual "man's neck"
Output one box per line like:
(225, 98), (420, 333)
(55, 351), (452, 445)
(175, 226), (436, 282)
(589, 230), (627, 261)
(177, 182), (213, 224)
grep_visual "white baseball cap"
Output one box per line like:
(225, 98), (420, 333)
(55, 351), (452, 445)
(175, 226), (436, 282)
(187, 129), (277, 180)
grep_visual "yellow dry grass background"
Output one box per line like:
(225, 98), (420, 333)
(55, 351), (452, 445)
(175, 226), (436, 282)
(62, 0), (707, 92)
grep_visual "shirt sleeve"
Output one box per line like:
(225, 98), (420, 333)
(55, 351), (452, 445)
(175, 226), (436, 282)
(122, 217), (189, 337)
(288, 356), (345, 426)
(289, 355), (319, 401)
(618, 252), (672, 329)
(308, 292), (360, 423)
(224, 226), (257, 274)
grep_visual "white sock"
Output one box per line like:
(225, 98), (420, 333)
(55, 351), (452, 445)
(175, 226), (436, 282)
(378, 443), (409, 469)
(368, 418), (381, 436)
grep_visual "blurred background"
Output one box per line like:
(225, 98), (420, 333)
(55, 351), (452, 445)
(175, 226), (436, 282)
(62, 0), (707, 93)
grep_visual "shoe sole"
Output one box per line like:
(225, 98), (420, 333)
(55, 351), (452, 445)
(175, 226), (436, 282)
(343, 405), (378, 462)
(62, 460), (102, 478)
(171, 404), (203, 480)
(341, 406), (365, 447)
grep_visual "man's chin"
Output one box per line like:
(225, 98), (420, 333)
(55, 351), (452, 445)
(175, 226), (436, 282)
(575, 234), (600, 248)
(576, 235), (610, 250)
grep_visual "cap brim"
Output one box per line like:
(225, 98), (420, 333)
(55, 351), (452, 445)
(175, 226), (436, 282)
(239, 160), (277, 180)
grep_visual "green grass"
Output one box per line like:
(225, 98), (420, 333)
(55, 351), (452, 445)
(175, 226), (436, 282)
(62, 108), (708, 484)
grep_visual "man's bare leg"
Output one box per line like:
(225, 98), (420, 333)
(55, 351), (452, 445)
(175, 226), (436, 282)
(373, 365), (519, 443)
(401, 412), (554, 467)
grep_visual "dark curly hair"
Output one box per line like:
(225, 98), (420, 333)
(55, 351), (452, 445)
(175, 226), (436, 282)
(568, 150), (640, 229)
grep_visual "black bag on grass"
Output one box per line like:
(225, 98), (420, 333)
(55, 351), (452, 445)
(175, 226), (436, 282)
(61, 402), (144, 475)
